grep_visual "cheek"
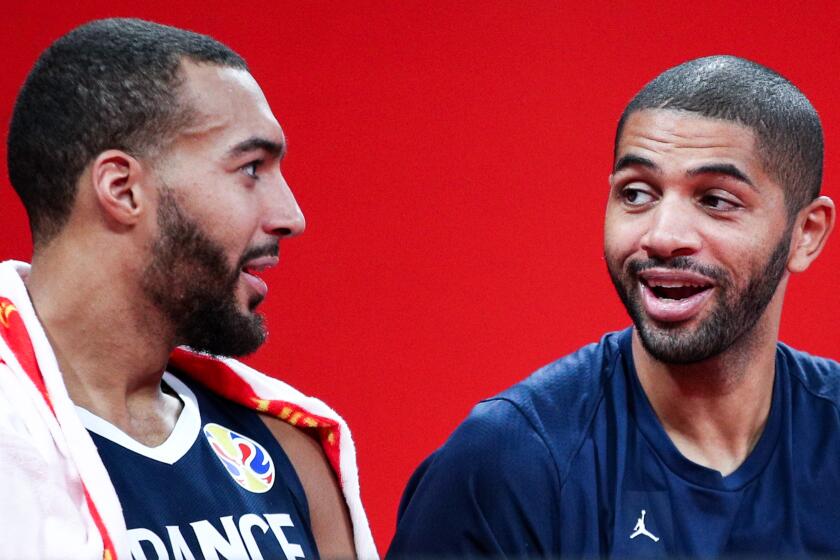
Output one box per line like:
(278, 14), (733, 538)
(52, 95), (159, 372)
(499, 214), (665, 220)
(208, 203), (261, 250)
(604, 211), (643, 262)
(703, 227), (754, 260)
(705, 231), (772, 284)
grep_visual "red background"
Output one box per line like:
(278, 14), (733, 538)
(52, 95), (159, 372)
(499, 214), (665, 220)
(2, 2), (838, 553)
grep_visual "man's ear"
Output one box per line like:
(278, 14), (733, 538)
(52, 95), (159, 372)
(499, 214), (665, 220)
(89, 149), (150, 227)
(788, 196), (836, 273)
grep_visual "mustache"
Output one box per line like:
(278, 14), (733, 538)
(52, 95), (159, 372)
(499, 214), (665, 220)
(627, 257), (726, 283)
(236, 242), (279, 271)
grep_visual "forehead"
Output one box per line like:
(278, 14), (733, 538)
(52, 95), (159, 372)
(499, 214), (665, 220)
(615, 109), (763, 174)
(174, 61), (284, 149)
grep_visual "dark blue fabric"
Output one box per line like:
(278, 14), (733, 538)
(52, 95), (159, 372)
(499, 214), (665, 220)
(388, 328), (840, 558)
(89, 374), (319, 560)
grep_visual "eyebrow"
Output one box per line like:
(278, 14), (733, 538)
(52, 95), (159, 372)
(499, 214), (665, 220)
(227, 137), (286, 159)
(613, 154), (657, 173)
(687, 163), (755, 188)
(613, 154), (756, 190)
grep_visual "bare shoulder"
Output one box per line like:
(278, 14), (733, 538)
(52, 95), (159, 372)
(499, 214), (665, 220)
(261, 414), (356, 559)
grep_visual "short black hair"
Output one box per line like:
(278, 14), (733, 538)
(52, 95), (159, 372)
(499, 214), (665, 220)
(615, 55), (823, 216)
(7, 18), (248, 245)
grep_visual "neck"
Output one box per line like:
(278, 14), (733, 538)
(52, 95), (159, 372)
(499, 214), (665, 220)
(632, 303), (781, 476)
(26, 245), (180, 442)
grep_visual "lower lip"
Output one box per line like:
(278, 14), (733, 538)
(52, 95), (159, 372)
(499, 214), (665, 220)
(241, 271), (268, 298)
(640, 282), (713, 323)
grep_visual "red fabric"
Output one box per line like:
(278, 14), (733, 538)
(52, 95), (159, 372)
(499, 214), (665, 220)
(0, 297), (117, 560)
(169, 347), (344, 484)
(0, 301), (342, 559)
(0, 298), (53, 414)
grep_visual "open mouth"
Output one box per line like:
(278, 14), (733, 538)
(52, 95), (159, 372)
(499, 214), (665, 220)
(637, 271), (715, 322)
(241, 265), (263, 278)
(239, 256), (279, 299)
(643, 279), (712, 301)
(240, 255), (279, 276)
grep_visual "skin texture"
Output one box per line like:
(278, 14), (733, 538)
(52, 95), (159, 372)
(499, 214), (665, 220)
(262, 416), (356, 558)
(25, 61), (355, 558)
(140, 184), (276, 358)
(604, 109), (835, 475)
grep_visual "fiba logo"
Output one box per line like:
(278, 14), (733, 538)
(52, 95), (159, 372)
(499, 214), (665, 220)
(203, 423), (275, 493)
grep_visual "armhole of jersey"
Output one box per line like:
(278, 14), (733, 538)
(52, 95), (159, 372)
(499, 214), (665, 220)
(76, 371), (201, 465)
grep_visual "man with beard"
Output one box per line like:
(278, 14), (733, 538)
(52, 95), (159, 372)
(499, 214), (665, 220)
(0, 19), (376, 560)
(388, 56), (840, 558)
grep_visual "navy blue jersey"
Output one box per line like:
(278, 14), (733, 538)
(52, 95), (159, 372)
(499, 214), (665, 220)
(80, 373), (319, 560)
(388, 328), (840, 558)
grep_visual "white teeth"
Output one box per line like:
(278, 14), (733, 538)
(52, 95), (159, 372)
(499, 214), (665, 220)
(649, 281), (703, 288)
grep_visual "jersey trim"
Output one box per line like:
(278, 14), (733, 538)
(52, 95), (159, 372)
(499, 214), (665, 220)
(76, 372), (200, 465)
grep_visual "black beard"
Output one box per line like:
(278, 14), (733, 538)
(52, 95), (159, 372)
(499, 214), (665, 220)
(606, 228), (791, 365)
(141, 187), (275, 357)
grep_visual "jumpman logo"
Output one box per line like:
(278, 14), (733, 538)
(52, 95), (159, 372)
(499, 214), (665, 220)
(629, 509), (659, 542)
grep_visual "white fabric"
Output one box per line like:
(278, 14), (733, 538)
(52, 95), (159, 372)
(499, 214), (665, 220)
(0, 260), (378, 560)
(76, 373), (201, 465)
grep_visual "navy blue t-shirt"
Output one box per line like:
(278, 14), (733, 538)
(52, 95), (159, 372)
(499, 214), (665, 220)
(388, 328), (840, 558)
(80, 372), (319, 560)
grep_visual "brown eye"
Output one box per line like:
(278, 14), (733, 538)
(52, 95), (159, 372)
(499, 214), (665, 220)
(700, 194), (739, 212)
(621, 187), (654, 206)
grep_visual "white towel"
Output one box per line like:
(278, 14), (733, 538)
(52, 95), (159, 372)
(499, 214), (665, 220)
(0, 260), (377, 560)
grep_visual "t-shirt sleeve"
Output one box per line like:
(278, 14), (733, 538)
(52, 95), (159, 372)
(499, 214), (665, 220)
(387, 398), (562, 558)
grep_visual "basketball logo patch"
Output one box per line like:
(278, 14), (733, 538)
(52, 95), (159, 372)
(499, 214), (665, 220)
(203, 423), (275, 493)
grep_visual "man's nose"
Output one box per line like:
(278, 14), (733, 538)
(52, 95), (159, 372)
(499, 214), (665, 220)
(262, 172), (306, 238)
(639, 195), (701, 259)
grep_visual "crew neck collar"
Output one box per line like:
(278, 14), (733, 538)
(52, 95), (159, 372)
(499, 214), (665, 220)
(621, 329), (784, 491)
